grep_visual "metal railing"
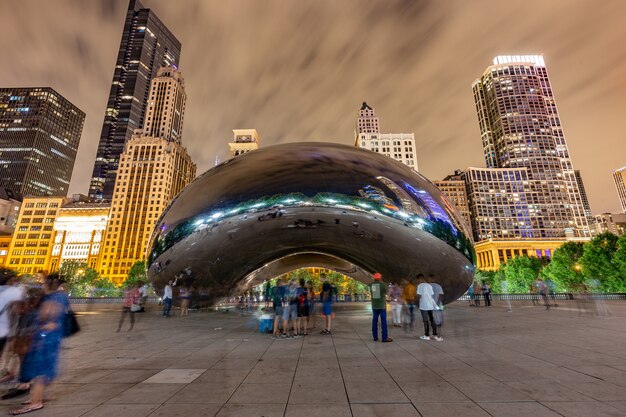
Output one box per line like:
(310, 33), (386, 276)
(458, 293), (626, 301)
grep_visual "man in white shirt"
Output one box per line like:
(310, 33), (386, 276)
(162, 276), (177, 317)
(139, 283), (149, 312)
(416, 274), (442, 341)
(0, 272), (24, 352)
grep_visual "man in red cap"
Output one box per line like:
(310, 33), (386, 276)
(369, 272), (392, 342)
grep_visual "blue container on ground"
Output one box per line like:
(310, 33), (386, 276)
(259, 315), (273, 333)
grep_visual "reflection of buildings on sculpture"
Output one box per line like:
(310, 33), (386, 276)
(50, 198), (110, 271)
(229, 129), (260, 158)
(358, 185), (396, 208)
(99, 65), (196, 284)
(376, 176), (425, 218)
(592, 213), (626, 236)
(354, 102), (419, 171)
(433, 171), (472, 236)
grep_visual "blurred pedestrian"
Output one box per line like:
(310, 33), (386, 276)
(117, 282), (140, 332)
(501, 280), (512, 312)
(534, 278), (549, 310)
(401, 278), (416, 332)
(296, 278), (309, 335)
(10, 273), (68, 415)
(0, 272), (24, 361)
(474, 281), (482, 306)
(307, 281), (317, 330)
(271, 279), (285, 339)
(282, 280), (299, 337)
(179, 284), (190, 316)
(416, 275), (442, 341)
(369, 273), (392, 342)
(467, 282), (475, 307)
(139, 282), (149, 312)
(546, 279), (558, 307)
(389, 283), (403, 327)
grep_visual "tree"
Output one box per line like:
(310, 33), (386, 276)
(501, 256), (544, 293)
(609, 234), (626, 292)
(60, 260), (92, 296)
(542, 242), (585, 292)
(579, 233), (621, 292)
(124, 260), (147, 288)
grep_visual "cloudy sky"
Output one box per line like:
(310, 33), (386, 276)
(1, 0), (625, 213)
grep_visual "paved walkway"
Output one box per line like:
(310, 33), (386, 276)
(1, 300), (626, 417)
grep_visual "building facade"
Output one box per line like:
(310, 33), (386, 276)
(613, 166), (626, 213)
(99, 67), (195, 284)
(0, 87), (85, 197)
(5, 197), (64, 274)
(0, 188), (21, 234)
(574, 170), (593, 226)
(471, 55), (589, 239)
(49, 197), (110, 272)
(228, 129), (260, 158)
(356, 102), (380, 134)
(592, 213), (626, 237)
(433, 171), (472, 234)
(90, 0), (181, 200)
(475, 239), (567, 271)
(354, 103), (418, 171)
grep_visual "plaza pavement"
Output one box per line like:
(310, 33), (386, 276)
(1, 300), (626, 417)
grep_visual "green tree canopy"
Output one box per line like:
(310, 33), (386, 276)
(542, 242), (585, 292)
(501, 256), (544, 293)
(579, 233), (622, 292)
(124, 260), (147, 288)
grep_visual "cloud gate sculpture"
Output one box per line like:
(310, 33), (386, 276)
(147, 142), (475, 307)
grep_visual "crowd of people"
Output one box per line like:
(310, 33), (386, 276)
(0, 271), (74, 415)
(265, 272), (446, 343)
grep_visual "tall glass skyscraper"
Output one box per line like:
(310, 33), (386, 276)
(0, 87), (85, 197)
(89, 0), (181, 200)
(470, 55), (589, 239)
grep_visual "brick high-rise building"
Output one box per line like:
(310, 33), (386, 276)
(0, 87), (84, 197)
(99, 67), (195, 283)
(90, 0), (181, 200)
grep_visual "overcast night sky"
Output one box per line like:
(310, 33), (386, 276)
(1, 0), (625, 213)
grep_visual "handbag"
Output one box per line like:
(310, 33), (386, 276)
(130, 303), (141, 312)
(64, 304), (80, 337)
(433, 309), (444, 326)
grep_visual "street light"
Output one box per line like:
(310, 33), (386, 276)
(574, 264), (581, 272)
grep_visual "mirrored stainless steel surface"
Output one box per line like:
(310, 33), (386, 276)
(147, 142), (475, 306)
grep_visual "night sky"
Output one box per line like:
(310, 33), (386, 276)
(1, 0), (625, 213)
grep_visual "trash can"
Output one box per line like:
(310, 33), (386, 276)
(259, 314), (273, 333)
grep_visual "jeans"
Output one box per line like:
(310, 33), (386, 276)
(420, 309), (437, 336)
(403, 304), (415, 330)
(162, 297), (172, 316)
(484, 292), (491, 306)
(372, 308), (388, 340)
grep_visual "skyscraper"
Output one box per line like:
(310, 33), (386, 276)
(90, 0), (181, 200)
(613, 166), (626, 213)
(433, 171), (472, 235)
(471, 55), (589, 239)
(99, 67), (195, 283)
(228, 129), (260, 158)
(356, 102), (380, 134)
(0, 88), (85, 197)
(574, 170), (593, 225)
(355, 103), (419, 171)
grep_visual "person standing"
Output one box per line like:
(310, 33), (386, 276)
(416, 275), (442, 341)
(162, 276), (178, 317)
(370, 273), (393, 342)
(467, 282), (475, 307)
(389, 284), (403, 327)
(320, 274), (334, 335)
(474, 281), (482, 306)
(535, 278), (550, 310)
(296, 278), (309, 336)
(11, 273), (68, 415)
(481, 280), (491, 307)
(271, 279), (285, 339)
(179, 284), (190, 316)
(307, 281), (317, 331)
(401, 278), (416, 332)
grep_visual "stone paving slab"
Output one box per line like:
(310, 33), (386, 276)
(1, 300), (626, 416)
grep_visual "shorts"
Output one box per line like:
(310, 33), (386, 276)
(282, 304), (297, 321)
(322, 302), (332, 316)
(298, 305), (309, 317)
(274, 304), (283, 318)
